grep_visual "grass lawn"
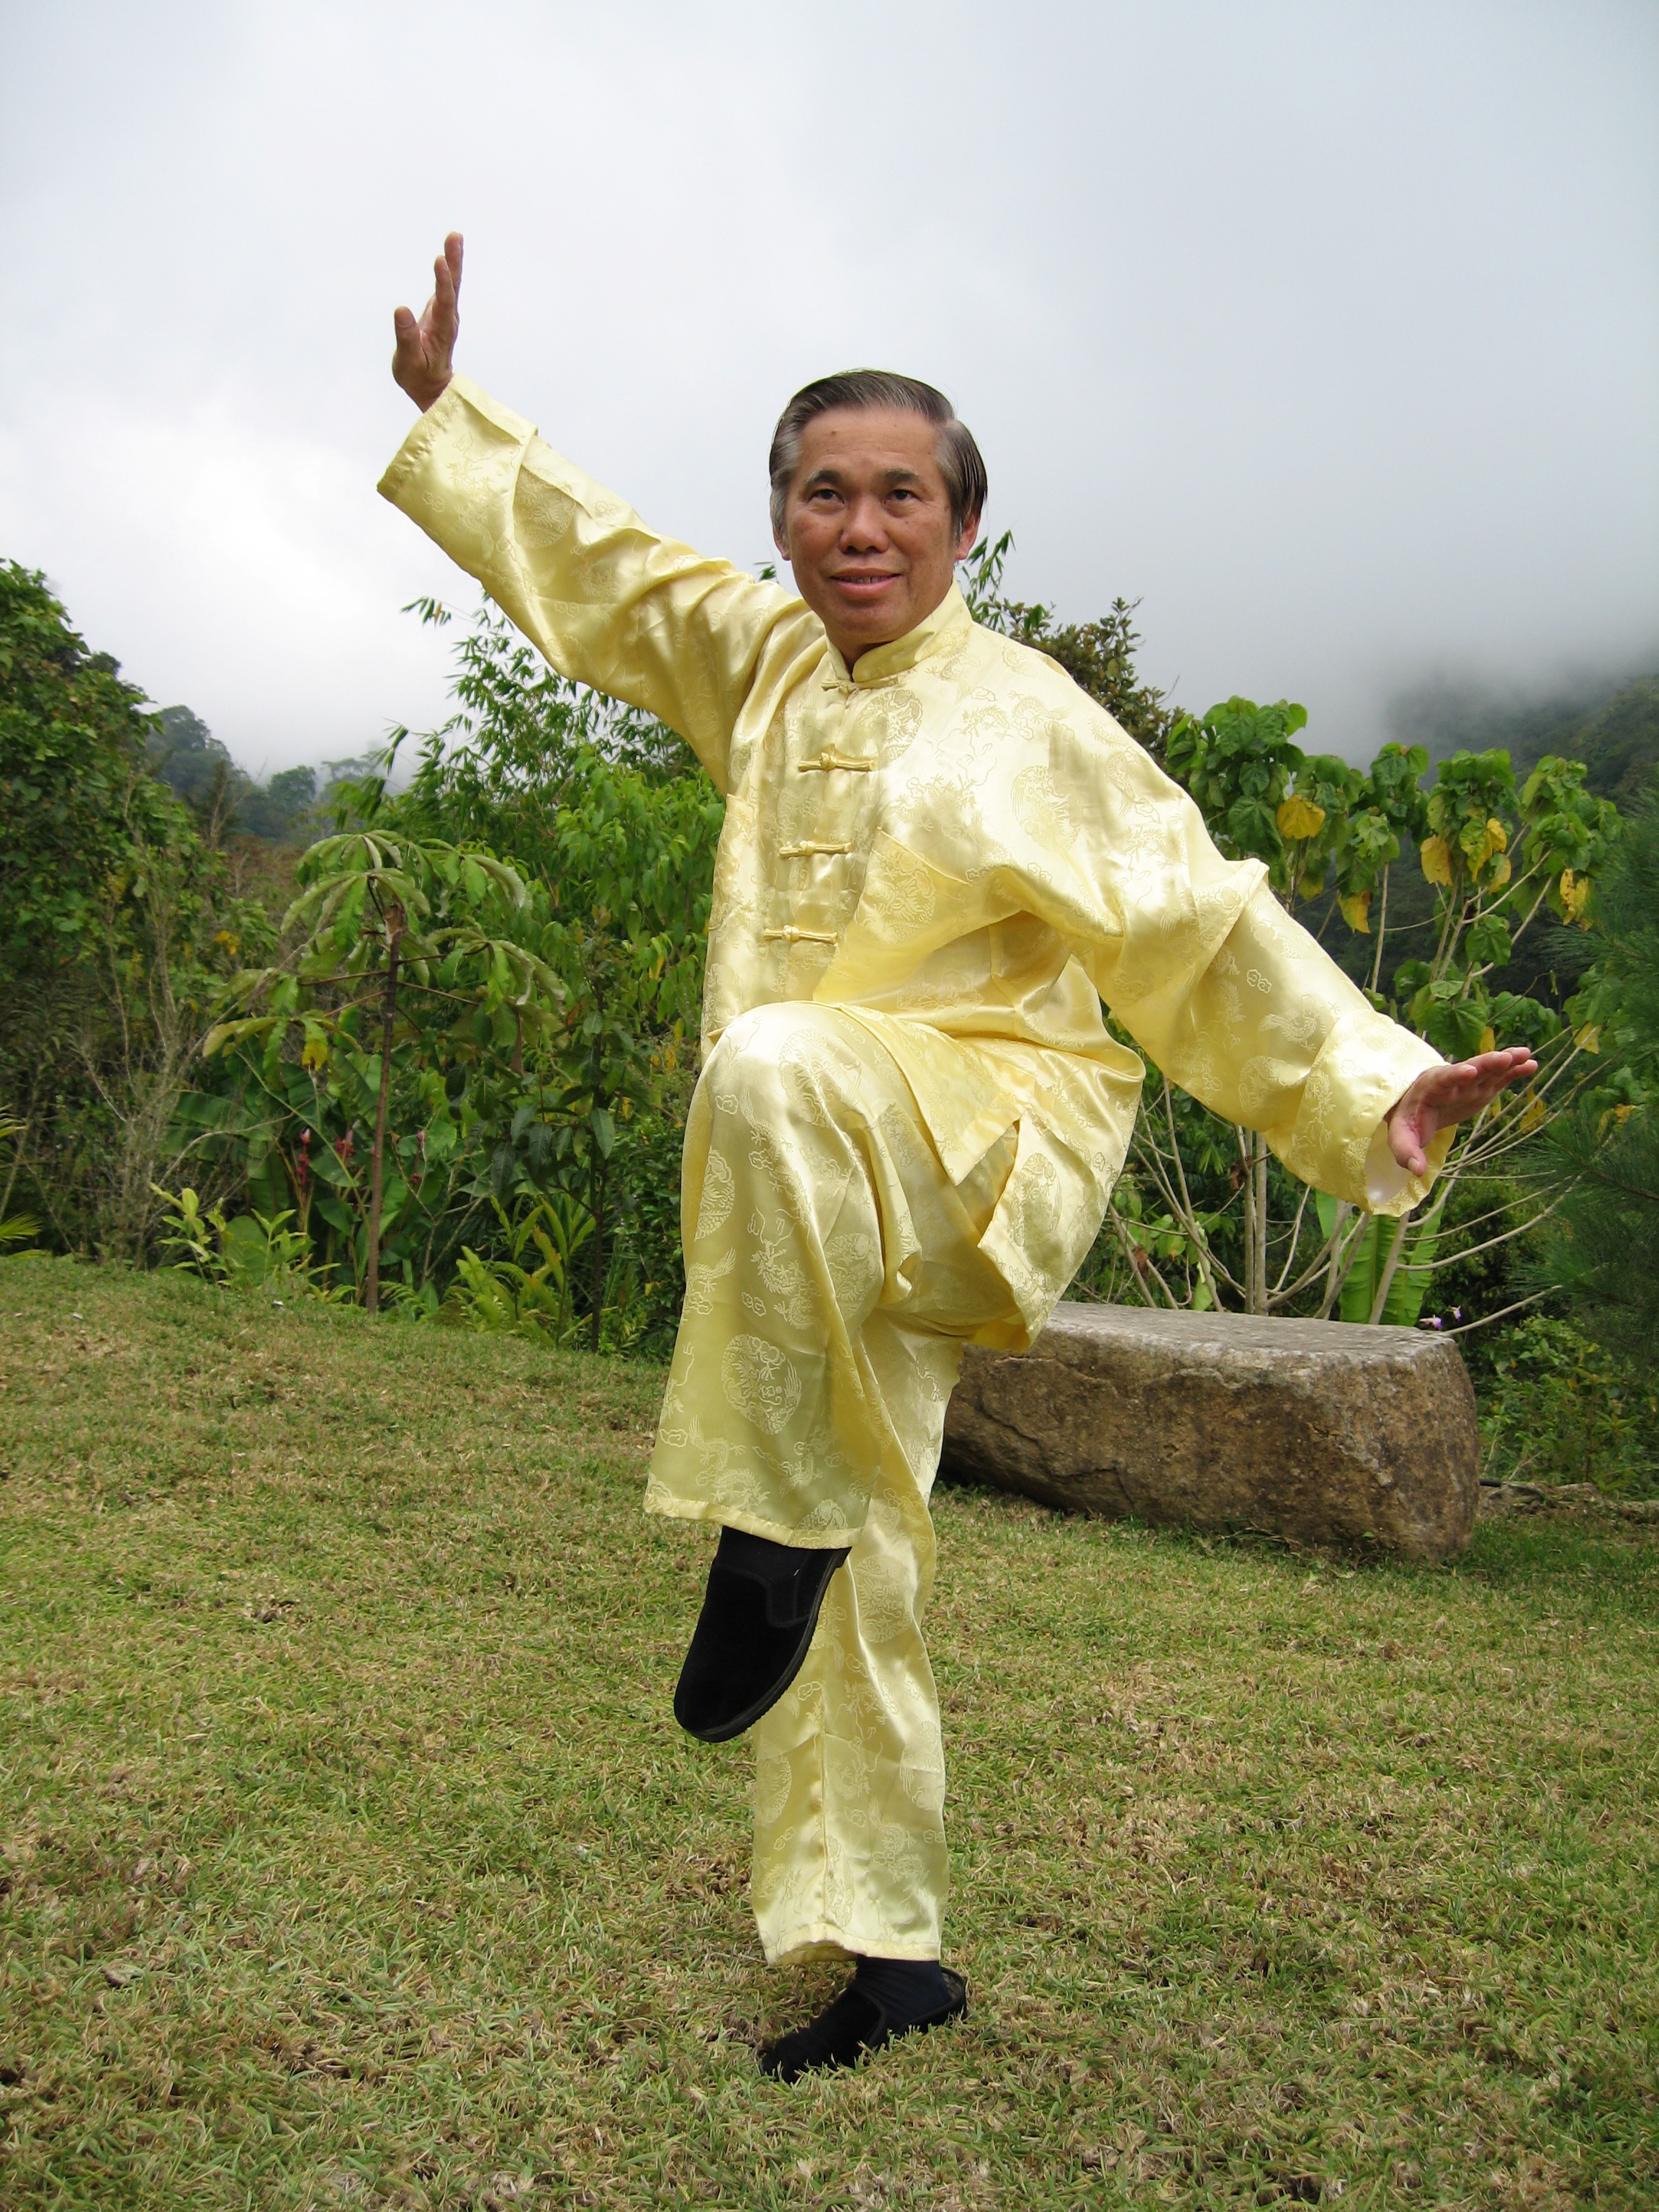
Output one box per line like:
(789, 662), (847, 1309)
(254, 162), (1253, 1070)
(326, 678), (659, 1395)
(1, 1257), (1655, 2210)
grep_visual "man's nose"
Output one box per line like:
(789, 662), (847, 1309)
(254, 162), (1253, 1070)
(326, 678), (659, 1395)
(838, 495), (891, 550)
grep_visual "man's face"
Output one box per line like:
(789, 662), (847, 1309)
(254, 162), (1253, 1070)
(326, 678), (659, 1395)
(775, 406), (979, 665)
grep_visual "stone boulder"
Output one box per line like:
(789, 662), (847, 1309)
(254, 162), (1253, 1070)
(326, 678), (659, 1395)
(940, 1303), (1479, 1559)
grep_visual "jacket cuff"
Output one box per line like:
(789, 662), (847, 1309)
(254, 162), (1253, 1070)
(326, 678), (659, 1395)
(1362, 1110), (1455, 1215)
(1282, 1008), (1446, 1215)
(377, 374), (534, 509)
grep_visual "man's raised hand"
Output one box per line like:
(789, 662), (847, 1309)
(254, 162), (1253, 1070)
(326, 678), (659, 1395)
(1386, 1046), (1538, 1179)
(392, 233), (463, 412)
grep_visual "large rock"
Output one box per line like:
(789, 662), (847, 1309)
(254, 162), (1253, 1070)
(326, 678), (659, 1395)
(940, 1303), (1479, 1559)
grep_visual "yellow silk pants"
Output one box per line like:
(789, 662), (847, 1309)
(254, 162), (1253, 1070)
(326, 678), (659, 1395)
(646, 1003), (1064, 1965)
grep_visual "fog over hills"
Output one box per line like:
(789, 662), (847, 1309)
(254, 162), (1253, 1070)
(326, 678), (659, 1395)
(1388, 667), (1659, 799)
(2, 2), (1655, 775)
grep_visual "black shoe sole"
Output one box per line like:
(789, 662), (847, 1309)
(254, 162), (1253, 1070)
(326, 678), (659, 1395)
(675, 1546), (849, 1744)
(759, 1970), (968, 2081)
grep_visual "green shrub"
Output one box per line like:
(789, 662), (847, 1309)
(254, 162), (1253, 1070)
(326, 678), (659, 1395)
(1478, 1314), (1658, 1496)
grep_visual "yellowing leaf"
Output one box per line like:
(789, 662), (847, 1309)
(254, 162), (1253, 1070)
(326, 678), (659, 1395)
(1478, 1027), (1496, 1054)
(1421, 835), (1453, 886)
(1519, 1095), (1546, 1135)
(1469, 817), (1512, 872)
(1339, 891), (1372, 935)
(1488, 855), (1511, 887)
(1560, 868), (1591, 921)
(1575, 1024), (1601, 1055)
(1276, 795), (1326, 841)
(300, 1035), (330, 1072)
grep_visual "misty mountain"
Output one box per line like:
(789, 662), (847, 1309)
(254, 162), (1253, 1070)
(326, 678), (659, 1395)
(148, 705), (322, 846)
(1389, 670), (1659, 804)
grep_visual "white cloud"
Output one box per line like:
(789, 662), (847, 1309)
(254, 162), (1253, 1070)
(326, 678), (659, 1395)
(0, 387), (457, 769)
(1, 0), (1655, 773)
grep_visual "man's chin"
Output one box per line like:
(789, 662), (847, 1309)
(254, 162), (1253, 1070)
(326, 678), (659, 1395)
(829, 591), (910, 644)
(832, 590), (904, 623)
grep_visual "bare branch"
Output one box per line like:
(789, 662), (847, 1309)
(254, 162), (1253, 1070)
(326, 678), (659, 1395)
(1434, 1290), (1553, 1337)
(1416, 1198), (1562, 1269)
(1269, 1177), (1315, 1297)
(1108, 1205), (1182, 1313)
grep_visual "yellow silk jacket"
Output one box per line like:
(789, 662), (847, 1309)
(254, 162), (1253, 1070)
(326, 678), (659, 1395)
(382, 376), (1443, 1336)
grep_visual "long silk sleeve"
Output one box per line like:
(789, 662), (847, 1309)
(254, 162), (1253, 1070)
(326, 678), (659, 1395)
(378, 376), (798, 793)
(1110, 876), (1448, 1212)
(978, 701), (1448, 1215)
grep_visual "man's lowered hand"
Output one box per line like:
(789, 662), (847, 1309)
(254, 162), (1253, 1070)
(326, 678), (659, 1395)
(1386, 1046), (1537, 1178)
(392, 232), (463, 412)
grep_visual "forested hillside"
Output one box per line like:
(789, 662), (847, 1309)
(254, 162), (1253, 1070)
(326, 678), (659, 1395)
(1394, 670), (1659, 804)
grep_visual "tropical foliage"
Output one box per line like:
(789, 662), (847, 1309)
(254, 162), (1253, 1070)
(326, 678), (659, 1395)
(1521, 769), (1659, 1363)
(5, 545), (1656, 1490)
(156, 597), (717, 1348)
(0, 562), (268, 1259)
(1011, 647), (1633, 1331)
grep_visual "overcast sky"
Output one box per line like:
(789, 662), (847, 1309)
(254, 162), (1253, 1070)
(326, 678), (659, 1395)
(3, 0), (1655, 778)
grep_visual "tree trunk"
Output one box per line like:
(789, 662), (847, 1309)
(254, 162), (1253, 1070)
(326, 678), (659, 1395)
(0, 1074), (37, 1221)
(1252, 1134), (1270, 1314)
(588, 1152), (606, 1353)
(1234, 1130), (1274, 1314)
(1319, 1197), (1352, 1319)
(1368, 864), (1390, 995)
(365, 924), (402, 1316)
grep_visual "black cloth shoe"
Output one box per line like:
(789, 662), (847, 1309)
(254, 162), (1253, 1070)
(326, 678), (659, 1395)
(758, 1968), (968, 2082)
(673, 1527), (850, 1743)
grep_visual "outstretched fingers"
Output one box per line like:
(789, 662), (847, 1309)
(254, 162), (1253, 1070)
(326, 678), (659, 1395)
(1437, 1047), (1538, 1115)
(1387, 1046), (1538, 1177)
(429, 232), (463, 344)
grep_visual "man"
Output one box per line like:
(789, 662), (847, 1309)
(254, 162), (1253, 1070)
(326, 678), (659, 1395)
(382, 233), (1534, 2080)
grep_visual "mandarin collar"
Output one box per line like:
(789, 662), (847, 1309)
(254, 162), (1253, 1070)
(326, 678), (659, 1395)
(819, 583), (973, 691)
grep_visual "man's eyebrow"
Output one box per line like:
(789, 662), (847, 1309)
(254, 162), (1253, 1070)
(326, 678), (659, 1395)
(800, 464), (929, 489)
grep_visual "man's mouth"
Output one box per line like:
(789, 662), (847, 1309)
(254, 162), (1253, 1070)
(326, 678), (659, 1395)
(830, 572), (901, 598)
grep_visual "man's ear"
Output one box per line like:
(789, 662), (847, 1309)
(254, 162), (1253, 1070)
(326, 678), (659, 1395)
(954, 513), (981, 562)
(772, 525), (791, 566)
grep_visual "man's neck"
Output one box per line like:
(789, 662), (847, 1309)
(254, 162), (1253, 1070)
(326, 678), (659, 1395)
(825, 580), (958, 670)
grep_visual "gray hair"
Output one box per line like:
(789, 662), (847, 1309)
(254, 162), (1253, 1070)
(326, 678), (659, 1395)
(768, 369), (987, 541)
